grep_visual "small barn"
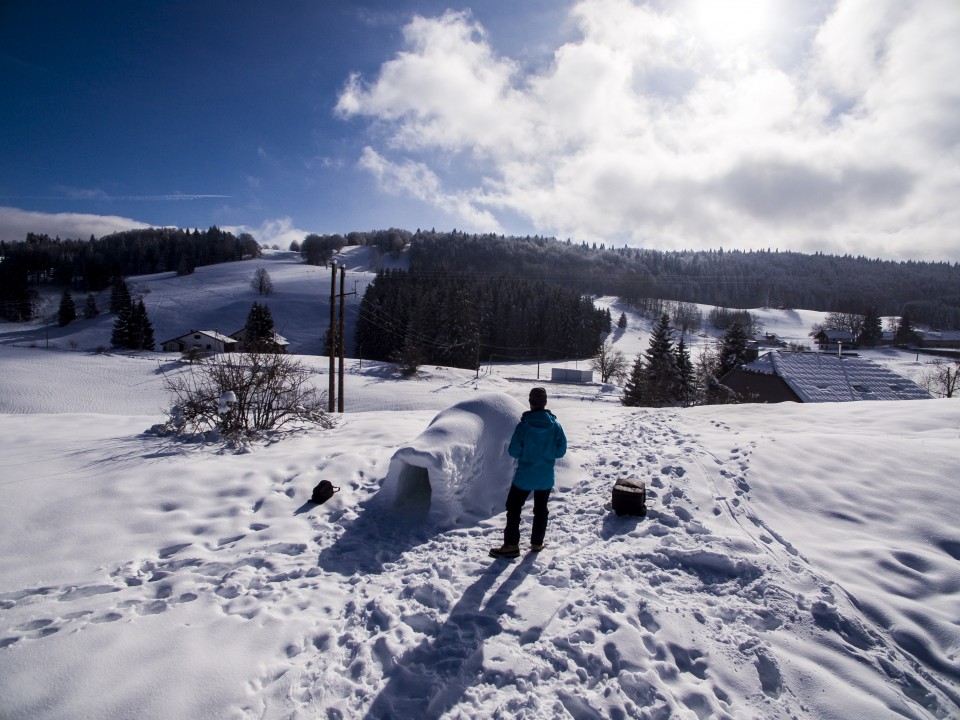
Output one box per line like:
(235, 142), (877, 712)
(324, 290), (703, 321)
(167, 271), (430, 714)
(161, 330), (237, 354)
(720, 351), (931, 403)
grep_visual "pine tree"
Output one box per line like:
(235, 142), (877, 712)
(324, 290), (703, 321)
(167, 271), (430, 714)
(676, 337), (694, 406)
(621, 353), (647, 406)
(859, 306), (883, 346)
(244, 302), (275, 351)
(644, 313), (680, 407)
(57, 290), (76, 327)
(617, 312), (628, 330)
(109, 277), (131, 314)
(127, 300), (155, 351)
(718, 322), (750, 374)
(112, 300), (154, 350)
(111, 305), (131, 348)
(83, 294), (99, 319)
(894, 312), (920, 346)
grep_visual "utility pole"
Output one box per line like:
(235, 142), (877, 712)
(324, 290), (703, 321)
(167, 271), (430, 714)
(338, 265), (346, 413)
(328, 263), (337, 413)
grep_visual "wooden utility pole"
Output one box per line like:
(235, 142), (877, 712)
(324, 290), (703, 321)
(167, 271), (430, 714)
(328, 263), (337, 412)
(338, 265), (346, 413)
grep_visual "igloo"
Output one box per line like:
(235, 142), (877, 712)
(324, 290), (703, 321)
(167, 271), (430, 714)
(379, 392), (526, 526)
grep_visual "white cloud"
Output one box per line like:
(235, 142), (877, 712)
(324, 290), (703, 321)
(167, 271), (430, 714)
(228, 217), (313, 249)
(358, 147), (503, 233)
(0, 206), (151, 241)
(337, 0), (960, 260)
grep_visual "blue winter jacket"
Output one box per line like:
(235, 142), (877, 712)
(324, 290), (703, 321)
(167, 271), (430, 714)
(508, 409), (567, 491)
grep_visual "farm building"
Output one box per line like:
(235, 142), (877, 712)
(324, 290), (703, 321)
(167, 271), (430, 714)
(720, 351), (931, 403)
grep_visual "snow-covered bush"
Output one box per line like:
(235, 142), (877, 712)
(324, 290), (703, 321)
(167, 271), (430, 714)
(161, 352), (333, 439)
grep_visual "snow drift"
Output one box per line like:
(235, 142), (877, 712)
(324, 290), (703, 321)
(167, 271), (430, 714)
(379, 392), (525, 525)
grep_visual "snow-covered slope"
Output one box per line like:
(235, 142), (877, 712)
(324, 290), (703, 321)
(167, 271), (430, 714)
(1, 347), (958, 718)
(1, 253), (958, 718)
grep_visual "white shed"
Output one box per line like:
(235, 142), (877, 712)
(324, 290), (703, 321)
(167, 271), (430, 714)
(551, 368), (593, 383)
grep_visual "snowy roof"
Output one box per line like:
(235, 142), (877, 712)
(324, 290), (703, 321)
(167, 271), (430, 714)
(741, 351), (931, 402)
(921, 330), (960, 342)
(162, 330), (236, 345)
(229, 328), (289, 345)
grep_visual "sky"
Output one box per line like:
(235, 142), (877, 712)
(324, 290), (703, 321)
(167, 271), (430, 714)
(2, 0), (959, 261)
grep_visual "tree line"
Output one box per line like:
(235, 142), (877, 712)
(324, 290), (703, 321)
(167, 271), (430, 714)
(296, 228), (411, 266)
(0, 227), (259, 320)
(355, 269), (611, 371)
(408, 231), (960, 324)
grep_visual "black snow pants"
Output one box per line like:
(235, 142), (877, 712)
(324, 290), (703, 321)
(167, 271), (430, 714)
(504, 484), (551, 547)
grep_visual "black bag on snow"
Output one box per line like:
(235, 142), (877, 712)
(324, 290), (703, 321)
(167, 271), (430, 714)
(310, 480), (340, 505)
(611, 478), (646, 516)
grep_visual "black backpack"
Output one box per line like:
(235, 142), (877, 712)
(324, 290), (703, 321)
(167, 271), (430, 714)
(310, 480), (340, 505)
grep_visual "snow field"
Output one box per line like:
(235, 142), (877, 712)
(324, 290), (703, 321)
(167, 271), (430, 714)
(2, 253), (958, 718)
(2, 372), (958, 717)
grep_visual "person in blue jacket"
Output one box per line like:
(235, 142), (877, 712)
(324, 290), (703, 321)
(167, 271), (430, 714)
(490, 387), (567, 558)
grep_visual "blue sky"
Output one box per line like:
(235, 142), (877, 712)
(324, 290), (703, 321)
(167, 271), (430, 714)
(2, 0), (959, 261)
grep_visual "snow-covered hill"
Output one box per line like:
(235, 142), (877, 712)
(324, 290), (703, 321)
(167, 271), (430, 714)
(1, 253), (958, 718)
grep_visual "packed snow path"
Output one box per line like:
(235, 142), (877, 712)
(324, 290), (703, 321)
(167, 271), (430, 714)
(285, 409), (957, 719)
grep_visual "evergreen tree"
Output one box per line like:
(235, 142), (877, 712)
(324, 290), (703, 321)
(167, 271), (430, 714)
(621, 353), (647, 407)
(176, 254), (195, 276)
(57, 289), (76, 327)
(859, 306), (883, 346)
(244, 302), (275, 351)
(111, 299), (154, 350)
(109, 277), (132, 314)
(83, 294), (99, 319)
(718, 322), (750, 375)
(617, 312), (627, 330)
(676, 337), (694, 406)
(111, 305), (131, 348)
(894, 312), (921, 346)
(644, 313), (680, 407)
(127, 300), (155, 351)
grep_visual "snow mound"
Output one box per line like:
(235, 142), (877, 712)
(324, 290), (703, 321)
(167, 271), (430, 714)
(380, 392), (525, 525)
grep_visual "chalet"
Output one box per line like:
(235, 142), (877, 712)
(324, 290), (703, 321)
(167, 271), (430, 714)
(814, 329), (856, 352)
(720, 351), (931, 403)
(229, 328), (289, 353)
(760, 333), (787, 348)
(161, 330), (237, 354)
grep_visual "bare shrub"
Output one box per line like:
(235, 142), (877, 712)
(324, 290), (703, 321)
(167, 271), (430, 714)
(920, 359), (960, 399)
(162, 352), (333, 439)
(591, 339), (628, 383)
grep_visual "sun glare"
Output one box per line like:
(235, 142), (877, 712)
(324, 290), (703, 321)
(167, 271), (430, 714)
(688, 0), (774, 49)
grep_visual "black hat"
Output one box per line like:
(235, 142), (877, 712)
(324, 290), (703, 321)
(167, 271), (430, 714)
(529, 387), (547, 408)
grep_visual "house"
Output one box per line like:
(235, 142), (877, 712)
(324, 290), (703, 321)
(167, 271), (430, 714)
(161, 330), (237, 354)
(229, 328), (289, 353)
(814, 329), (856, 352)
(720, 351), (931, 403)
(760, 333), (787, 348)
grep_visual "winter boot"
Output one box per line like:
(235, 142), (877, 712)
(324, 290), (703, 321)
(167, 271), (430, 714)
(489, 544), (520, 559)
(529, 543), (545, 552)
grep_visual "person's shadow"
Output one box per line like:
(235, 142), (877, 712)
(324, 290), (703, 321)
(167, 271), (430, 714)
(362, 555), (537, 719)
